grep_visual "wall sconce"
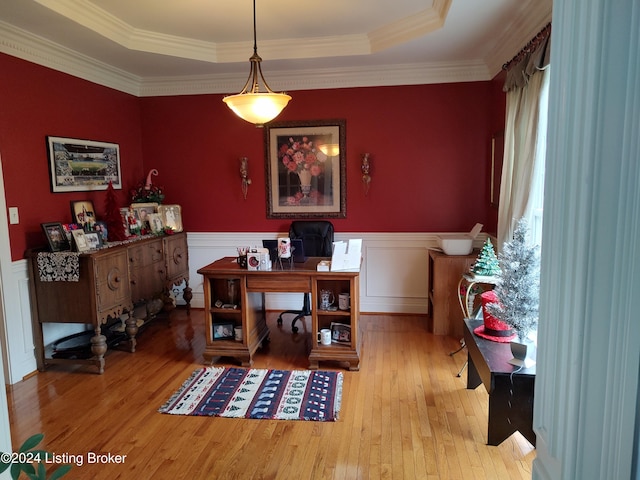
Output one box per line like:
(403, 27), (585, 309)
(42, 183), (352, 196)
(240, 157), (251, 200)
(361, 153), (371, 196)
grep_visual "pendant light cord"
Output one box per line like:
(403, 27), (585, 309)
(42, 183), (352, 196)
(252, 0), (258, 56)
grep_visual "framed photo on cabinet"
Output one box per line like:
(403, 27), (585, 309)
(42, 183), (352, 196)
(158, 204), (183, 232)
(130, 202), (158, 231)
(41, 222), (71, 252)
(70, 200), (96, 228)
(71, 229), (90, 252)
(84, 232), (102, 250)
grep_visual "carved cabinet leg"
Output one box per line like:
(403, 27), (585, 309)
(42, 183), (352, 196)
(125, 314), (139, 352)
(90, 332), (107, 374)
(182, 281), (193, 313)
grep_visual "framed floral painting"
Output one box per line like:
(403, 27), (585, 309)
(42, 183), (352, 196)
(264, 119), (346, 218)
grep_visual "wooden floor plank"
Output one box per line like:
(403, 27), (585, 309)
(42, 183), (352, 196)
(6, 311), (535, 479)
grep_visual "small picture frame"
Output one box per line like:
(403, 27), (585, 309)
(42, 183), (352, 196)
(72, 229), (90, 252)
(70, 200), (96, 228)
(158, 204), (183, 232)
(148, 213), (164, 234)
(212, 323), (234, 340)
(120, 207), (133, 236)
(41, 222), (71, 252)
(62, 223), (81, 243)
(130, 202), (158, 232)
(330, 322), (351, 344)
(92, 221), (108, 242)
(85, 232), (102, 250)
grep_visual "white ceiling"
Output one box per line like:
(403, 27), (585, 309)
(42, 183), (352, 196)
(0, 0), (552, 96)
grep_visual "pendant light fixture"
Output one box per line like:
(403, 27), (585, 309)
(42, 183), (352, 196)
(223, 0), (291, 126)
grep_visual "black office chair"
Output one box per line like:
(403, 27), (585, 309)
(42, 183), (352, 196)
(277, 220), (334, 333)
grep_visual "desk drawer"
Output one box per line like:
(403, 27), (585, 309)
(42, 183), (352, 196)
(247, 275), (311, 292)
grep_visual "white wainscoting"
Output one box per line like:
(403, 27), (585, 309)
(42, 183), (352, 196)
(186, 231), (488, 314)
(4, 231), (487, 384)
(5, 259), (37, 384)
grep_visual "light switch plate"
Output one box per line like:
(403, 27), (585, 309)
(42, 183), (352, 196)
(8, 207), (19, 224)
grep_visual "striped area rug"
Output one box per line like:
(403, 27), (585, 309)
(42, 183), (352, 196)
(159, 367), (343, 421)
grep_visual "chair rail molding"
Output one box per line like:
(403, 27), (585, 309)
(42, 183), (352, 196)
(186, 231), (488, 314)
(6, 230), (489, 385)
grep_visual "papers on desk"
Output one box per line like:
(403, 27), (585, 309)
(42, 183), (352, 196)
(331, 239), (362, 271)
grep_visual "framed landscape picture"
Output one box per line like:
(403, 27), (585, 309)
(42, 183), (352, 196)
(264, 119), (346, 218)
(47, 136), (122, 193)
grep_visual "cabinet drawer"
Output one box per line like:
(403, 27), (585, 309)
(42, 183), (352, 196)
(247, 275), (310, 292)
(128, 240), (164, 267)
(94, 251), (130, 310)
(164, 234), (189, 280)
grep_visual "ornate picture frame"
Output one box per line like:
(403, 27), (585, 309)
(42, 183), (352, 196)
(46, 136), (121, 193)
(130, 202), (158, 231)
(158, 204), (183, 232)
(264, 119), (346, 218)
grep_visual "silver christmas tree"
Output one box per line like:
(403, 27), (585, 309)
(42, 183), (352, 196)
(486, 218), (540, 340)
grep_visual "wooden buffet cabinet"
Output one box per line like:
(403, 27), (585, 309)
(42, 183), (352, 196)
(197, 257), (361, 371)
(28, 232), (190, 373)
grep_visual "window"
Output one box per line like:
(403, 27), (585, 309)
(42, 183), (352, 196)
(524, 68), (550, 248)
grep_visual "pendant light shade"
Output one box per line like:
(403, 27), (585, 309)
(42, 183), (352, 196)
(223, 1), (291, 125)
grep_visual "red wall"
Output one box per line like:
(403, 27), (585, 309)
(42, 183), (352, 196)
(0, 53), (143, 260)
(140, 83), (497, 235)
(0, 52), (503, 261)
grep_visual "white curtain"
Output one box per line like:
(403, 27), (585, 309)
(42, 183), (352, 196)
(497, 68), (548, 248)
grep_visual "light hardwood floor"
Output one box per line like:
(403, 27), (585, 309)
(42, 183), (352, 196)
(6, 310), (535, 479)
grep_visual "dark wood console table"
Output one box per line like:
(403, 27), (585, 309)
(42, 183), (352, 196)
(463, 318), (536, 446)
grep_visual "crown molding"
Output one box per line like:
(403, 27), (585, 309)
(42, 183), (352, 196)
(34, 0), (450, 64)
(368, 0), (451, 52)
(484, 2), (553, 77)
(35, 0), (220, 62)
(0, 20), (141, 95)
(0, 19), (492, 97)
(138, 61), (491, 97)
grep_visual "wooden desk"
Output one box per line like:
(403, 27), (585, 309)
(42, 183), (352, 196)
(197, 257), (360, 371)
(463, 318), (536, 446)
